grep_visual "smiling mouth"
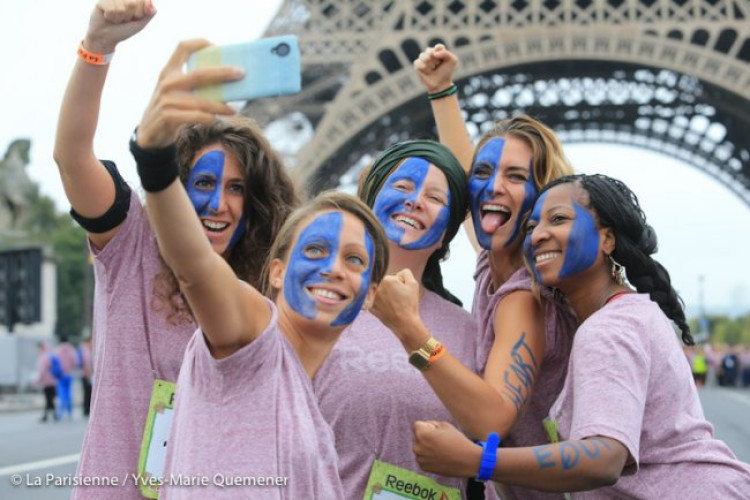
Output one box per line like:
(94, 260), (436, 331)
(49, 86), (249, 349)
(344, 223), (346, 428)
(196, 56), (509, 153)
(479, 204), (510, 234)
(534, 251), (561, 264)
(307, 286), (346, 303)
(392, 214), (425, 230)
(202, 220), (230, 233)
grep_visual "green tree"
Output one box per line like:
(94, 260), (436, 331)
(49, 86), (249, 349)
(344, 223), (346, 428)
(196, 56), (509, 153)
(20, 184), (90, 340)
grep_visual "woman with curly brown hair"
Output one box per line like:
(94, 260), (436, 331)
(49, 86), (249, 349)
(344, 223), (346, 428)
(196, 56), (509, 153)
(53, 2), (297, 499)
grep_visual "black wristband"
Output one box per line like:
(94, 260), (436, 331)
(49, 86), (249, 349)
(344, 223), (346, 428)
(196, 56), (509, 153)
(130, 131), (179, 193)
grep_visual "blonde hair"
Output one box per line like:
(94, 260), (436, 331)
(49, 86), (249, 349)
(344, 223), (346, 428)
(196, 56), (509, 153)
(474, 114), (574, 189)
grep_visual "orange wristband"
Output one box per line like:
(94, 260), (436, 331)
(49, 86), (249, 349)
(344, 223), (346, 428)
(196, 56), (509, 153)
(428, 343), (445, 363)
(77, 41), (114, 66)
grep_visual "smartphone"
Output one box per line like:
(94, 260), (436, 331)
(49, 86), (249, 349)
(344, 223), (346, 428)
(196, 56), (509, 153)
(187, 35), (301, 102)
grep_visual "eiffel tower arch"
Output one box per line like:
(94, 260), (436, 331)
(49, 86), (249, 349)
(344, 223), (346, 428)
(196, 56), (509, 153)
(244, 0), (750, 206)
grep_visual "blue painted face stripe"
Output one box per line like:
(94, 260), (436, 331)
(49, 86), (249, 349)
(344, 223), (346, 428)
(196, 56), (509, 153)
(523, 190), (548, 283)
(506, 157), (538, 247)
(559, 202), (599, 279)
(187, 150), (226, 216)
(372, 157), (450, 250)
(332, 229), (374, 326)
(283, 212), (374, 327)
(284, 212), (342, 320)
(186, 150), (247, 252)
(468, 138), (504, 250)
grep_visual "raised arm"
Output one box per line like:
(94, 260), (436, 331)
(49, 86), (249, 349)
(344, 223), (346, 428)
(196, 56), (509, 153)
(413, 421), (628, 493)
(415, 44), (481, 252)
(53, 0), (155, 249)
(370, 269), (545, 440)
(414, 44), (474, 172)
(135, 40), (270, 359)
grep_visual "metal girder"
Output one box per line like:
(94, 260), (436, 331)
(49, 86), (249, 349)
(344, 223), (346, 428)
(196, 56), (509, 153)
(242, 0), (750, 203)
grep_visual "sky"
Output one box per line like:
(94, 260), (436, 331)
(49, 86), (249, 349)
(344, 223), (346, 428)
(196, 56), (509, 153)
(1, 0), (749, 318)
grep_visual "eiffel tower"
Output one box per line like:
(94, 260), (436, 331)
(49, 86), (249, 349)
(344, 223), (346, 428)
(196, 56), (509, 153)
(242, 0), (750, 206)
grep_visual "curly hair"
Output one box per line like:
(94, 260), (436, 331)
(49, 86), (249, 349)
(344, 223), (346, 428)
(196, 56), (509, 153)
(152, 115), (300, 325)
(473, 113), (574, 190)
(260, 190), (390, 300)
(541, 173), (693, 346)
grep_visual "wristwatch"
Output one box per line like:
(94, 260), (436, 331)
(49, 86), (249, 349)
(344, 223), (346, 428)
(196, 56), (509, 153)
(408, 337), (442, 371)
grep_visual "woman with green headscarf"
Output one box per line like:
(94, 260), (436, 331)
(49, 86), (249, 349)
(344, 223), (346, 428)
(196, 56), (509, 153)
(313, 140), (480, 499)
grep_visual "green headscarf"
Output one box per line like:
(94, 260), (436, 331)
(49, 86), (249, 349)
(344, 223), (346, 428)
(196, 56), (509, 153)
(361, 140), (468, 306)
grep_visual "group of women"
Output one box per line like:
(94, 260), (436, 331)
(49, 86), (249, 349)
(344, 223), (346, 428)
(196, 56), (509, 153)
(54, 1), (750, 499)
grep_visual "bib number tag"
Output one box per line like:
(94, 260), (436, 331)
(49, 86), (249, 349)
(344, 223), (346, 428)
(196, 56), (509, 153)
(363, 460), (461, 500)
(137, 379), (176, 498)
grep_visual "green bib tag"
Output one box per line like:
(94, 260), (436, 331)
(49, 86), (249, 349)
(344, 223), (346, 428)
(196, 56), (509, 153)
(363, 460), (462, 500)
(136, 379), (176, 498)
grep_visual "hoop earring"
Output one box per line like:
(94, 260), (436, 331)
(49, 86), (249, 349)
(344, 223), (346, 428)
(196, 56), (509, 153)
(608, 254), (625, 286)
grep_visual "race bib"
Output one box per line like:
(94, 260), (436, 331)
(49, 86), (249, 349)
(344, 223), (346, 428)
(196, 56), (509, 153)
(363, 460), (461, 500)
(137, 379), (176, 498)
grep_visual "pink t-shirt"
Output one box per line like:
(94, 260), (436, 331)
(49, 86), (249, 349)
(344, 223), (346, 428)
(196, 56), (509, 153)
(56, 342), (78, 376)
(36, 351), (56, 388)
(162, 300), (344, 500)
(549, 293), (750, 498)
(473, 251), (577, 500)
(74, 191), (196, 500)
(313, 289), (478, 499)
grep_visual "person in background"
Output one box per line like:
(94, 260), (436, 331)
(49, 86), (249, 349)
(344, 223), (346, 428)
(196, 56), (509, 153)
(55, 337), (78, 421)
(35, 342), (58, 423)
(77, 338), (93, 417)
(690, 344), (708, 387)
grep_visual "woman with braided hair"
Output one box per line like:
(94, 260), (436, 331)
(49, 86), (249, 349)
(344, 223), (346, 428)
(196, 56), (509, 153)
(411, 174), (750, 498)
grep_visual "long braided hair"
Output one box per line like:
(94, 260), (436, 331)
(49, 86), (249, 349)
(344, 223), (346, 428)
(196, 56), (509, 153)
(541, 173), (694, 345)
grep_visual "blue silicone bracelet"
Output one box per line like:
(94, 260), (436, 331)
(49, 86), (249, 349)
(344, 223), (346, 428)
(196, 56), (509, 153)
(476, 432), (500, 481)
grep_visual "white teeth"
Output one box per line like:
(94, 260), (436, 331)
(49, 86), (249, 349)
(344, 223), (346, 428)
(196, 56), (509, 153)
(482, 204), (510, 214)
(395, 216), (424, 229)
(535, 252), (560, 264)
(203, 221), (229, 231)
(311, 288), (342, 300)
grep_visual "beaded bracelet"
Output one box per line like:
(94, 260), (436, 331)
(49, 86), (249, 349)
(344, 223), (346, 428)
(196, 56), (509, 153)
(427, 83), (458, 101)
(77, 41), (114, 66)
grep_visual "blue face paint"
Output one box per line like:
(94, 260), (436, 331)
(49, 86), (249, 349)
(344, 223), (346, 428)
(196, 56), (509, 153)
(505, 158), (537, 247)
(187, 150), (246, 251)
(559, 202), (599, 279)
(332, 230), (373, 326)
(187, 151), (226, 216)
(283, 212), (374, 327)
(372, 158), (450, 250)
(523, 191), (548, 283)
(468, 138), (504, 250)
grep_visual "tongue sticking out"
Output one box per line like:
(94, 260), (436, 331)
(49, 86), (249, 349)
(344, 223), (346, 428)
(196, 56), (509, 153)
(481, 211), (510, 235)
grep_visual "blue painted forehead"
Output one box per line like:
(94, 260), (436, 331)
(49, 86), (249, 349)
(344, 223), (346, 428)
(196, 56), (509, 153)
(475, 137), (506, 166)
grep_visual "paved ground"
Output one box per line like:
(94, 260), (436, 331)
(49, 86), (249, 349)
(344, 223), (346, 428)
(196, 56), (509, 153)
(0, 385), (748, 499)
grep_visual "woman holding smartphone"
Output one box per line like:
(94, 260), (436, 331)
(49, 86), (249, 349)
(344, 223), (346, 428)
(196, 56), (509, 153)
(54, 2), (296, 498)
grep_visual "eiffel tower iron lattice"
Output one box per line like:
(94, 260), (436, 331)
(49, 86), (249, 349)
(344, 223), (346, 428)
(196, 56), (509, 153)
(241, 0), (750, 206)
